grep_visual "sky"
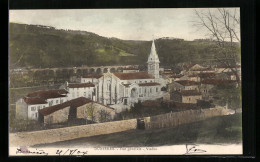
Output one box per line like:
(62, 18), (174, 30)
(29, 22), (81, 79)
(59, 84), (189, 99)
(9, 8), (239, 41)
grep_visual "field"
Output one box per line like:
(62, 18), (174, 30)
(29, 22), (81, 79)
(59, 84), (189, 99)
(35, 113), (242, 147)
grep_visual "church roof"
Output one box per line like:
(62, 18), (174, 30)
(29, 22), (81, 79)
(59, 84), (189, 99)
(139, 82), (160, 86)
(68, 83), (95, 88)
(113, 72), (155, 80)
(147, 40), (160, 63)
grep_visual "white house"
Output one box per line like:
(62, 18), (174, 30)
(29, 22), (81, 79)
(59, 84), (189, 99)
(16, 89), (68, 120)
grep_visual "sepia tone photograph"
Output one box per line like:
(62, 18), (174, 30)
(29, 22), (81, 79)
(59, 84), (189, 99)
(8, 8), (242, 155)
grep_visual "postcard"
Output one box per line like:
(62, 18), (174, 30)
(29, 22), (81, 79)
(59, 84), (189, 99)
(9, 8), (242, 156)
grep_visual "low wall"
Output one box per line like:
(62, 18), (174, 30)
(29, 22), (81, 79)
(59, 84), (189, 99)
(10, 107), (229, 146)
(143, 107), (229, 129)
(9, 119), (137, 146)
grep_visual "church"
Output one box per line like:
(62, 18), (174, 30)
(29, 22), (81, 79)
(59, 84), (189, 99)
(65, 40), (167, 112)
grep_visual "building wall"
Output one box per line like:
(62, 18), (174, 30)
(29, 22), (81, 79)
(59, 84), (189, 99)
(47, 97), (68, 107)
(76, 102), (115, 122)
(144, 106), (229, 129)
(43, 106), (70, 125)
(67, 87), (94, 101)
(28, 103), (48, 120)
(182, 95), (202, 103)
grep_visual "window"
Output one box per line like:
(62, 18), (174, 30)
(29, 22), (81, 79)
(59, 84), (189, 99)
(140, 81), (142, 83)
(35, 113), (38, 118)
(60, 99), (63, 104)
(150, 80), (152, 82)
(139, 88), (141, 93)
(77, 92), (79, 97)
(56, 100), (59, 104)
(84, 92), (86, 97)
(144, 89), (146, 93)
(31, 107), (36, 111)
(43, 106), (45, 108)
(150, 88), (152, 93)
(145, 81), (147, 83)
(156, 87), (158, 92)
(49, 100), (53, 106)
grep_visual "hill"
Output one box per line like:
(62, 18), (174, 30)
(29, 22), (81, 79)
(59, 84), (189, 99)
(9, 23), (239, 68)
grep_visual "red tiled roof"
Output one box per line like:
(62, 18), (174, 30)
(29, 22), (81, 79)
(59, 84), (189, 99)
(190, 67), (214, 71)
(188, 74), (198, 77)
(113, 72), (154, 80)
(201, 79), (237, 85)
(138, 82), (160, 86)
(82, 74), (103, 79)
(27, 89), (68, 99)
(215, 65), (241, 68)
(68, 83), (95, 88)
(170, 74), (184, 78)
(23, 97), (47, 105)
(179, 90), (202, 96)
(39, 97), (92, 116)
(198, 73), (216, 77)
(175, 80), (198, 86)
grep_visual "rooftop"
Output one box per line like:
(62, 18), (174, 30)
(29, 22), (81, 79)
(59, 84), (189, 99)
(175, 80), (198, 86)
(138, 82), (160, 87)
(27, 89), (68, 99)
(39, 97), (92, 116)
(23, 97), (47, 105)
(113, 72), (154, 80)
(68, 83), (95, 88)
(201, 79), (237, 85)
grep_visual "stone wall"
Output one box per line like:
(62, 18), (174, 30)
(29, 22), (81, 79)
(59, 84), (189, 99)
(9, 119), (137, 146)
(143, 106), (228, 129)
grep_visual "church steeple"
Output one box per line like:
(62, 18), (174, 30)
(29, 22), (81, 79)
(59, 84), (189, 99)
(147, 39), (160, 79)
(147, 40), (160, 64)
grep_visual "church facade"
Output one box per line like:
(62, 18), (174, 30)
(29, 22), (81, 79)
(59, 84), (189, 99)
(65, 40), (167, 112)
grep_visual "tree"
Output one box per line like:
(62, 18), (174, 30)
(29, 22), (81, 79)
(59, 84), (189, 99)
(85, 103), (96, 123)
(193, 8), (241, 86)
(98, 109), (111, 123)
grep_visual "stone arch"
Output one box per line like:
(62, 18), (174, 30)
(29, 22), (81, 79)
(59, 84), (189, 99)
(110, 68), (116, 73)
(96, 68), (102, 74)
(82, 69), (88, 76)
(89, 68), (95, 74)
(103, 68), (108, 73)
(117, 67), (123, 72)
(76, 69), (82, 76)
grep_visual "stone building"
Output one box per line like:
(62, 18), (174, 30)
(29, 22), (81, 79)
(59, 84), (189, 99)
(38, 97), (115, 125)
(16, 89), (68, 120)
(171, 90), (202, 104)
(69, 40), (167, 112)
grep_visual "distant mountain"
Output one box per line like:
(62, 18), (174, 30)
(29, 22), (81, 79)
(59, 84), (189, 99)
(9, 23), (240, 69)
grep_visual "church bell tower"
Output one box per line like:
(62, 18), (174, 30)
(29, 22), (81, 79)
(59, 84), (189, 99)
(147, 39), (160, 79)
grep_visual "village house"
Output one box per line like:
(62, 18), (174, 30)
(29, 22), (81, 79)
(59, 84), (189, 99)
(16, 89), (68, 120)
(170, 90), (202, 104)
(169, 80), (199, 92)
(200, 79), (237, 100)
(38, 97), (115, 125)
(65, 82), (96, 101)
